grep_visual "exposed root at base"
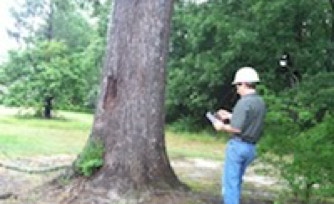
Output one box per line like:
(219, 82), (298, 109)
(31, 176), (212, 204)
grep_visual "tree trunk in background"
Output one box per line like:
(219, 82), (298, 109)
(87, 0), (183, 195)
(44, 96), (53, 119)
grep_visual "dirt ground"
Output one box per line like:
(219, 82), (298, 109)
(0, 155), (277, 204)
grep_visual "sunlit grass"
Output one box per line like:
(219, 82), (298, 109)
(0, 119), (90, 157)
(0, 106), (226, 160)
(0, 107), (91, 157)
(166, 130), (226, 160)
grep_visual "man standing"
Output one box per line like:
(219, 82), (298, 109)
(212, 67), (266, 204)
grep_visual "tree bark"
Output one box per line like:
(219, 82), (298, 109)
(86, 0), (184, 194)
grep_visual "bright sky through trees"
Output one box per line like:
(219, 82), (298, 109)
(0, 1), (19, 62)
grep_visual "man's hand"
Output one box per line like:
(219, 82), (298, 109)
(217, 109), (232, 120)
(213, 121), (225, 131)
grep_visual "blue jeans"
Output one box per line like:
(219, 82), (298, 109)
(222, 138), (256, 204)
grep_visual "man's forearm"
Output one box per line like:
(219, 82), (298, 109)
(221, 124), (241, 134)
(213, 122), (241, 134)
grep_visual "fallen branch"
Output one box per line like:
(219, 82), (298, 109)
(0, 192), (15, 200)
(0, 162), (70, 174)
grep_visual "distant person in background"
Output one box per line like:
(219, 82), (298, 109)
(212, 67), (266, 204)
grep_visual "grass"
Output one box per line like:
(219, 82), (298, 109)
(166, 130), (226, 160)
(0, 106), (226, 160)
(0, 107), (92, 157)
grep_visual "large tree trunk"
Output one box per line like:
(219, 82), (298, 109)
(86, 0), (183, 195)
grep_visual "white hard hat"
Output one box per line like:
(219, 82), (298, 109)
(232, 67), (260, 85)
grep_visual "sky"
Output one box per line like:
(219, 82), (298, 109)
(0, 0), (19, 62)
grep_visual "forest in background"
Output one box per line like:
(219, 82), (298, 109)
(0, 0), (333, 203)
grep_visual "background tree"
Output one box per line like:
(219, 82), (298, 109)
(8, 0), (92, 50)
(75, 0), (112, 109)
(3, 0), (96, 117)
(0, 41), (89, 117)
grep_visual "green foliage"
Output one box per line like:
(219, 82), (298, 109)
(0, 41), (91, 113)
(291, 116), (334, 198)
(167, 2), (241, 124)
(261, 115), (334, 203)
(51, 3), (94, 52)
(2, 0), (103, 114)
(74, 139), (105, 177)
(282, 73), (334, 129)
(79, 36), (105, 109)
(259, 74), (334, 202)
(166, 0), (334, 125)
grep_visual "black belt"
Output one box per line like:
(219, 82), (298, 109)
(232, 136), (256, 145)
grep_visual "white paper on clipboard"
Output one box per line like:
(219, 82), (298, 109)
(205, 112), (222, 125)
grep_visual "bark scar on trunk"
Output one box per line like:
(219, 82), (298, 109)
(103, 76), (118, 109)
